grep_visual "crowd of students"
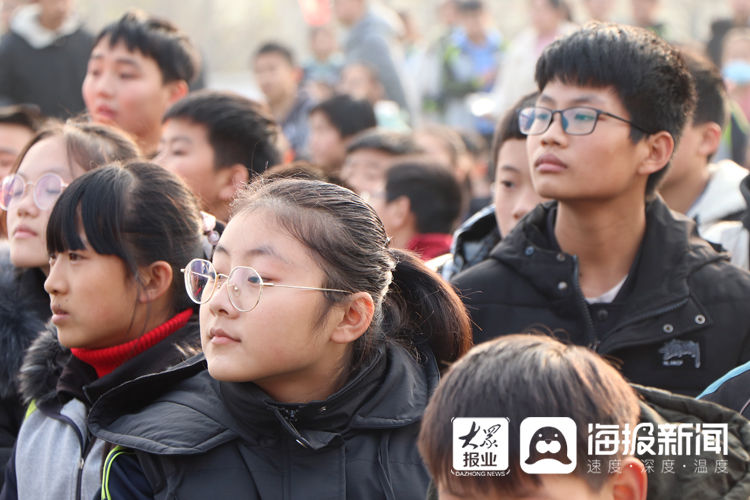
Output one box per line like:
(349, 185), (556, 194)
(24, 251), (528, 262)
(0, 1), (750, 499)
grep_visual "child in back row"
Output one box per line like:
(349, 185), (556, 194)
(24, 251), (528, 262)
(1, 162), (206, 499)
(0, 120), (138, 488)
(90, 178), (472, 499)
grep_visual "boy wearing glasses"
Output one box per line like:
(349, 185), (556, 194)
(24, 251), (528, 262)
(452, 22), (750, 397)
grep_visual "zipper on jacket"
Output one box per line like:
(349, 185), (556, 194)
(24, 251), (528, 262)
(74, 430), (96, 500)
(571, 256), (597, 349)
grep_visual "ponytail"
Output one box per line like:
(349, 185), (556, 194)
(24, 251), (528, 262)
(381, 249), (472, 369)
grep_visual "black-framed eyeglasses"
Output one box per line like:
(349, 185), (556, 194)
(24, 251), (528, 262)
(181, 258), (349, 312)
(0, 172), (69, 211)
(518, 106), (651, 136)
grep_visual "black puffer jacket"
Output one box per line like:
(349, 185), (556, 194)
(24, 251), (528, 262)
(0, 245), (49, 488)
(452, 198), (750, 396)
(89, 344), (439, 500)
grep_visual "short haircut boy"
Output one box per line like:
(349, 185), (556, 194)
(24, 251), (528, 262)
(418, 334), (641, 497)
(95, 10), (200, 84)
(309, 94), (376, 139)
(254, 41), (296, 66)
(682, 49), (727, 128)
(163, 90), (280, 176)
(534, 22), (695, 195)
(385, 161), (462, 234)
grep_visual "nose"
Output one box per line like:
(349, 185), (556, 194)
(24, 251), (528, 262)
(539, 111), (567, 147)
(44, 258), (67, 296)
(13, 183), (38, 217)
(206, 274), (239, 317)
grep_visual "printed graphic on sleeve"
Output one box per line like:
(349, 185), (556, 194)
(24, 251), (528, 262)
(452, 418), (509, 471)
(520, 417), (577, 474)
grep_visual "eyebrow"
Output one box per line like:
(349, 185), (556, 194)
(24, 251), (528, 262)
(89, 53), (141, 69)
(213, 244), (291, 265)
(538, 93), (607, 106)
(499, 165), (521, 173)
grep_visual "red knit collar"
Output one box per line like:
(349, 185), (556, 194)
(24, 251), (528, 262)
(70, 308), (193, 378)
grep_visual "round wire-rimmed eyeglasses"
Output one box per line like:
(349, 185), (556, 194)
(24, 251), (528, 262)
(181, 258), (349, 312)
(0, 172), (69, 211)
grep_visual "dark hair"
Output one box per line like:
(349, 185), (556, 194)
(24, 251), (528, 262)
(254, 41), (296, 66)
(385, 161), (462, 234)
(1, 120), (140, 243)
(679, 49), (727, 128)
(264, 160), (348, 187)
(456, 0), (484, 12)
(95, 10), (199, 84)
(309, 95), (377, 138)
(47, 162), (204, 314)
(232, 178), (472, 373)
(164, 90), (280, 177)
(0, 104), (44, 132)
(489, 92), (538, 179)
(535, 22), (696, 195)
(418, 333), (641, 497)
(346, 128), (421, 156)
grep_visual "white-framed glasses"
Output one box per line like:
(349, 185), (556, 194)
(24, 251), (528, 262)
(181, 258), (349, 312)
(0, 172), (69, 211)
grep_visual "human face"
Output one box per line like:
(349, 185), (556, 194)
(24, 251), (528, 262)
(6, 136), (84, 270)
(340, 148), (394, 196)
(0, 123), (33, 179)
(494, 138), (546, 236)
(438, 474), (614, 500)
(660, 118), (701, 191)
(338, 64), (380, 103)
(45, 240), (139, 349)
(308, 111), (346, 171)
(156, 118), (218, 211)
(253, 52), (298, 106)
(526, 81), (649, 203)
(82, 38), (175, 151)
(200, 209), (348, 401)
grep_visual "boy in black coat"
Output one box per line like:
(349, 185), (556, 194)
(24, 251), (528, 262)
(452, 22), (750, 396)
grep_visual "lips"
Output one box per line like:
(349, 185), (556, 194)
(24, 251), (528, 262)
(208, 327), (240, 344)
(12, 224), (37, 239)
(93, 105), (116, 122)
(534, 153), (567, 173)
(50, 303), (70, 324)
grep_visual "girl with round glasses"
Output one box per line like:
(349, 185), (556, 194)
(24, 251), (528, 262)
(2, 163), (206, 499)
(0, 120), (137, 490)
(89, 178), (473, 499)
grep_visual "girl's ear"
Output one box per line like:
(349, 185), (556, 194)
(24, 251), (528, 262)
(137, 261), (174, 303)
(329, 292), (374, 344)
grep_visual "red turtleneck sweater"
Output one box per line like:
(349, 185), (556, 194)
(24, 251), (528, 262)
(70, 308), (193, 378)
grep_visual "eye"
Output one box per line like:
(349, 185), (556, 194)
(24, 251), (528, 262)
(67, 251), (83, 262)
(48, 253), (58, 264)
(572, 111), (596, 122)
(500, 180), (515, 190)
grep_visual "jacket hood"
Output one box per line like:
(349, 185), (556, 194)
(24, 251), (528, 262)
(0, 245), (50, 399)
(491, 198), (726, 313)
(10, 4), (82, 49)
(635, 384), (750, 499)
(89, 343), (439, 455)
(687, 159), (748, 227)
(17, 324), (68, 405)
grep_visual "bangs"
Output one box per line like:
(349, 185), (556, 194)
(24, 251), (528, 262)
(46, 167), (134, 272)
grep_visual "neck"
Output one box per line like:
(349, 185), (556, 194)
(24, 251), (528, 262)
(269, 92), (296, 121)
(554, 195), (646, 299)
(389, 226), (416, 251)
(137, 130), (161, 158)
(659, 166), (710, 215)
(38, 12), (64, 31)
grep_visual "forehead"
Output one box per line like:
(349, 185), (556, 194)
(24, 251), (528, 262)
(90, 38), (163, 72)
(162, 118), (210, 142)
(215, 208), (324, 273)
(538, 81), (623, 110)
(17, 136), (72, 179)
